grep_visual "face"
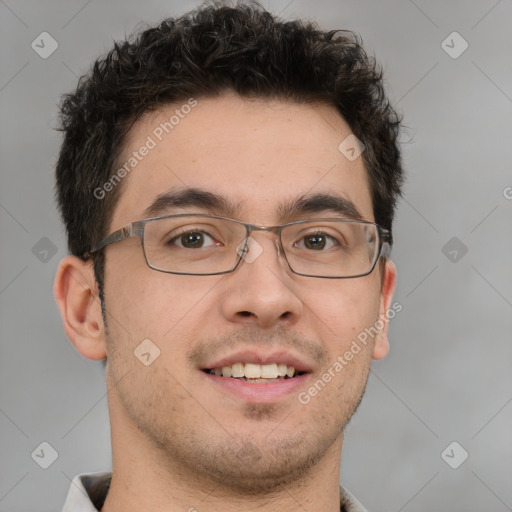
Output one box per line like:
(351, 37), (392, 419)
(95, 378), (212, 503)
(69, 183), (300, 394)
(99, 93), (395, 492)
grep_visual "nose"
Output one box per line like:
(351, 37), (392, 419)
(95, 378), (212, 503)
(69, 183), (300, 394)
(219, 233), (303, 329)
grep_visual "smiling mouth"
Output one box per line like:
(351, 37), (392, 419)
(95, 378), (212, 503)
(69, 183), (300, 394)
(203, 362), (307, 383)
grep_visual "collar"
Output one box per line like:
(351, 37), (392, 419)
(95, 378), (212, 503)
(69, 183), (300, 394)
(62, 472), (368, 512)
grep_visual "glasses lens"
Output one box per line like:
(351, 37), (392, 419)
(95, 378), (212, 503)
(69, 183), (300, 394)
(143, 216), (246, 274)
(281, 220), (380, 277)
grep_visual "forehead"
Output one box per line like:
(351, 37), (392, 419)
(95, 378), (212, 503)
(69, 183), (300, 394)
(111, 93), (373, 228)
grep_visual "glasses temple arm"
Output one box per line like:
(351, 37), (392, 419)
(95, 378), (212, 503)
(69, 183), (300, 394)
(88, 222), (144, 256)
(379, 229), (393, 258)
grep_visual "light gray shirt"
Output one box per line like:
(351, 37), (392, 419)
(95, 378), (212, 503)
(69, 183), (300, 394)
(62, 472), (368, 512)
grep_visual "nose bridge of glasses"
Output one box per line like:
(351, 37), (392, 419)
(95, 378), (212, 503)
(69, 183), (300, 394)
(246, 224), (283, 256)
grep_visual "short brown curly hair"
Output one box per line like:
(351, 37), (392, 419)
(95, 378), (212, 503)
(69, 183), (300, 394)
(55, 0), (403, 298)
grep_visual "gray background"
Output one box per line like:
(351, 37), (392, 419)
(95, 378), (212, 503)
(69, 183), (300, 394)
(1, 0), (511, 511)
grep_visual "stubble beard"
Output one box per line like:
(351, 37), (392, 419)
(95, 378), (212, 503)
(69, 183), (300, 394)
(105, 325), (370, 496)
(112, 366), (369, 496)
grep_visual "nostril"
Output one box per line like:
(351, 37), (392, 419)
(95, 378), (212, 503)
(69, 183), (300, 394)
(239, 311), (252, 317)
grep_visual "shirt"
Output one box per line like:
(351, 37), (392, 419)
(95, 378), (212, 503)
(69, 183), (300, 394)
(62, 472), (368, 512)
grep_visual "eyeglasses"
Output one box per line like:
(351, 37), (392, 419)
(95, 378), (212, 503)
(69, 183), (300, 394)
(89, 214), (392, 278)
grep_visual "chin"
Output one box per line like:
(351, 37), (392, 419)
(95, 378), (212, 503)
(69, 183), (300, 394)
(158, 419), (343, 495)
(194, 436), (329, 494)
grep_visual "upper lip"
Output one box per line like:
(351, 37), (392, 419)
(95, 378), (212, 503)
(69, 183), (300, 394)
(201, 349), (314, 373)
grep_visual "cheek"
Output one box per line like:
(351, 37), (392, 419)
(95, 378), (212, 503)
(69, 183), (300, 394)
(104, 259), (224, 349)
(301, 277), (381, 347)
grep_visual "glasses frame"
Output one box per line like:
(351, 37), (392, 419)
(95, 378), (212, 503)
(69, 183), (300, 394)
(88, 213), (392, 279)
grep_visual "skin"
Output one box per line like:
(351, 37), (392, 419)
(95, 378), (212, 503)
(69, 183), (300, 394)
(54, 93), (396, 512)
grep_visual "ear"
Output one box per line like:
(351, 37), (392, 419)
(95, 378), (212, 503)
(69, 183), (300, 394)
(54, 255), (107, 360)
(372, 259), (397, 360)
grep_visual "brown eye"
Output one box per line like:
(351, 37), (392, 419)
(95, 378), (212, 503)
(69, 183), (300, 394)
(181, 232), (205, 248)
(170, 231), (216, 249)
(304, 234), (327, 250)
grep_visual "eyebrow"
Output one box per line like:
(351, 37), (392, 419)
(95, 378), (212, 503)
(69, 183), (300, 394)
(143, 187), (241, 218)
(143, 187), (363, 222)
(278, 193), (364, 222)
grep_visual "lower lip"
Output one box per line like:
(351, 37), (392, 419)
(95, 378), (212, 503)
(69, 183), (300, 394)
(201, 371), (311, 403)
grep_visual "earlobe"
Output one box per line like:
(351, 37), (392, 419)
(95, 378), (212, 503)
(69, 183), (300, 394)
(53, 255), (107, 360)
(372, 259), (397, 360)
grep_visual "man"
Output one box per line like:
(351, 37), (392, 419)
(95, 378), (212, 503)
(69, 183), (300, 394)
(54, 2), (403, 511)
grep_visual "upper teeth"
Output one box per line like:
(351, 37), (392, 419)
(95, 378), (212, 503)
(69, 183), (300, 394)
(211, 363), (296, 379)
